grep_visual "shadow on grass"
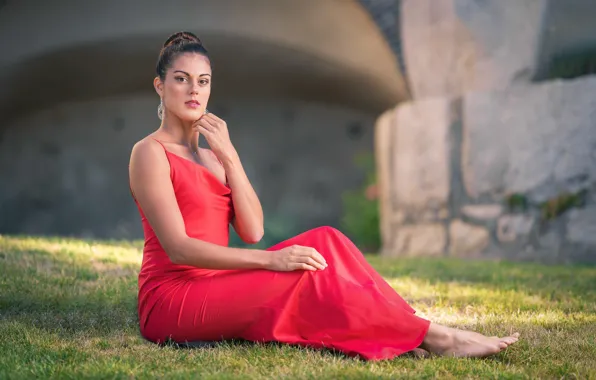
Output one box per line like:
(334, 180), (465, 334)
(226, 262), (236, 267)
(2, 236), (595, 348)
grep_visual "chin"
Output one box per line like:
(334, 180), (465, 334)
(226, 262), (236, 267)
(177, 109), (205, 121)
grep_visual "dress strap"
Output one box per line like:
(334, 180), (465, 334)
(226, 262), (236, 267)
(151, 138), (173, 172)
(151, 137), (167, 150)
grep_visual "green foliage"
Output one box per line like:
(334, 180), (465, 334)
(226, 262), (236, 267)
(539, 190), (587, 221)
(505, 189), (588, 221)
(505, 193), (529, 212)
(339, 153), (381, 253)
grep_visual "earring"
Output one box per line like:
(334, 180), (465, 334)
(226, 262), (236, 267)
(157, 98), (164, 120)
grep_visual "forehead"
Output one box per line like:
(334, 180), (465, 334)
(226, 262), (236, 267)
(169, 53), (211, 75)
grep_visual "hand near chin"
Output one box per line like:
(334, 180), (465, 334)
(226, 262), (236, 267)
(193, 113), (237, 163)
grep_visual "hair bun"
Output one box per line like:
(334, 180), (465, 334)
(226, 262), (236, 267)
(163, 31), (202, 49)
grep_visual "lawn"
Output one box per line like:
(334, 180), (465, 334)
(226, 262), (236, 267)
(0, 234), (595, 379)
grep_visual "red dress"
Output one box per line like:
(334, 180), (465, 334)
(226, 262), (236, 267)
(132, 140), (430, 360)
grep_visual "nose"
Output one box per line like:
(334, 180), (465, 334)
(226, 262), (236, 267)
(190, 82), (199, 95)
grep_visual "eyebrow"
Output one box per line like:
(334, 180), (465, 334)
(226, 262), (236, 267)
(173, 70), (211, 77)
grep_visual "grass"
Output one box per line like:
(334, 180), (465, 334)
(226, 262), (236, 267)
(0, 235), (595, 379)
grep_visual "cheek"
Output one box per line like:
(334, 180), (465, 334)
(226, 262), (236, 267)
(164, 85), (185, 105)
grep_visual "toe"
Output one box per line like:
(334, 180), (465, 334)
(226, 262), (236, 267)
(410, 348), (431, 358)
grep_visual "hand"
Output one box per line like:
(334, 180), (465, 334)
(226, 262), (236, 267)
(266, 245), (328, 272)
(193, 113), (236, 163)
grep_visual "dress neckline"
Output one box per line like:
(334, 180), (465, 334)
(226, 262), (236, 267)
(151, 140), (229, 191)
(167, 151), (230, 189)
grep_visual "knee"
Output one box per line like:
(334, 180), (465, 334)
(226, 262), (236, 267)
(311, 226), (343, 238)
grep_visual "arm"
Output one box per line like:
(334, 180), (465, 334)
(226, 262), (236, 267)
(219, 150), (264, 244)
(197, 113), (264, 244)
(129, 139), (266, 269)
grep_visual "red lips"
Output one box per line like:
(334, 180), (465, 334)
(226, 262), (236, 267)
(185, 100), (201, 109)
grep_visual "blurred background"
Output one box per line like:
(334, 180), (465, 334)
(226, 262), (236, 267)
(0, 0), (595, 263)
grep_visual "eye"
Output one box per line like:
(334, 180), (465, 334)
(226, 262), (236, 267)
(175, 76), (188, 82)
(200, 79), (210, 85)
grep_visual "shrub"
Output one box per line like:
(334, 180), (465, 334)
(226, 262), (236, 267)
(339, 153), (381, 253)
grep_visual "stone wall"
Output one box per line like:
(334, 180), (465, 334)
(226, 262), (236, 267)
(0, 94), (375, 239)
(400, 0), (548, 99)
(377, 75), (596, 263)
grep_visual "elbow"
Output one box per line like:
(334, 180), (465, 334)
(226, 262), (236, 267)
(162, 237), (188, 265)
(168, 251), (185, 265)
(243, 229), (264, 245)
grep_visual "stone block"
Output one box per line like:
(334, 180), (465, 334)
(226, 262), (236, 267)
(420, 208), (449, 222)
(393, 98), (451, 210)
(401, 0), (548, 99)
(392, 224), (446, 257)
(538, 230), (562, 254)
(449, 219), (489, 257)
(462, 76), (596, 200)
(566, 206), (596, 245)
(461, 204), (503, 221)
(497, 214), (535, 243)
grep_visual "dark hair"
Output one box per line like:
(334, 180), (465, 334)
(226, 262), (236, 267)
(156, 31), (210, 80)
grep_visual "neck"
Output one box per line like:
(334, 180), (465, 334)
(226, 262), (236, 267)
(159, 112), (199, 153)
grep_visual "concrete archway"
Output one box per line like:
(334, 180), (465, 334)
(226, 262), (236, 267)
(0, 0), (407, 118)
(0, 0), (405, 239)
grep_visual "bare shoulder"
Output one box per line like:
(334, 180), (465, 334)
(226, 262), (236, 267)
(131, 136), (162, 156)
(130, 136), (167, 166)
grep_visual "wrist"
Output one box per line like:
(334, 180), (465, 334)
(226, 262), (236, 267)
(221, 148), (240, 168)
(252, 249), (272, 270)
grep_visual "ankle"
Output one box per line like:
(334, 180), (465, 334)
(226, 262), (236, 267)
(421, 324), (454, 353)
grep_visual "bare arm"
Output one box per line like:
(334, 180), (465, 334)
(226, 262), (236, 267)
(129, 139), (267, 269)
(197, 113), (264, 244)
(219, 150), (264, 244)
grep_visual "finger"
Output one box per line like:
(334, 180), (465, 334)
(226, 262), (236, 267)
(197, 118), (217, 131)
(205, 114), (228, 132)
(304, 247), (327, 267)
(197, 119), (216, 132)
(195, 116), (213, 126)
(501, 336), (518, 345)
(293, 263), (317, 272)
(204, 112), (225, 124)
(295, 251), (326, 270)
(303, 256), (325, 270)
(197, 125), (213, 136)
(314, 251), (327, 267)
(200, 115), (220, 130)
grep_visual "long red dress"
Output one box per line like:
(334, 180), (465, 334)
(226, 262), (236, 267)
(132, 140), (430, 360)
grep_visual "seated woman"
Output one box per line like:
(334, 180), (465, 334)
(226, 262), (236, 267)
(128, 31), (520, 360)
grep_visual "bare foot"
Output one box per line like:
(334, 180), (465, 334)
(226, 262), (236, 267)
(421, 323), (519, 358)
(404, 348), (430, 358)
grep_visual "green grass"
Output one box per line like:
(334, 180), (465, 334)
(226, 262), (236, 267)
(1, 235), (595, 379)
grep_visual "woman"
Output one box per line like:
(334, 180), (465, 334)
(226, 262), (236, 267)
(128, 31), (519, 360)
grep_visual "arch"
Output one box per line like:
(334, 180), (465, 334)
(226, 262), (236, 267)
(0, 0), (407, 120)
